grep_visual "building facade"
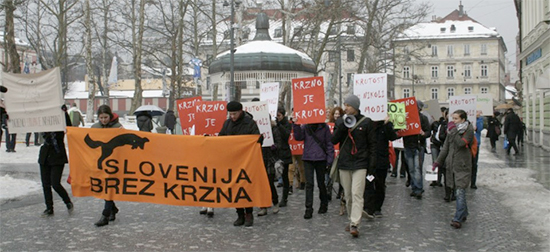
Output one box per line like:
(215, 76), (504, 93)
(393, 4), (507, 105)
(516, 0), (550, 150)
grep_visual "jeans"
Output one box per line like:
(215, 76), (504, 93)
(364, 168), (388, 214)
(453, 188), (468, 222)
(40, 164), (71, 209)
(404, 147), (424, 194)
(304, 160), (328, 210)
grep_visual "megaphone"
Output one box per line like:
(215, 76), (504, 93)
(343, 114), (356, 128)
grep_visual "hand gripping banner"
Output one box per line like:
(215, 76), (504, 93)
(67, 127), (271, 208)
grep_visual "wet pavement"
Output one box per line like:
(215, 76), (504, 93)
(0, 137), (548, 251)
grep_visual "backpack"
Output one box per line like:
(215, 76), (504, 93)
(468, 136), (478, 158)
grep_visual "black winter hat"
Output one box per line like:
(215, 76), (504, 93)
(227, 101), (243, 112)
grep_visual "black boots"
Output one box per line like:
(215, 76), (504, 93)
(304, 208), (313, 219)
(95, 215), (109, 227)
(66, 202), (74, 213)
(42, 208), (54, 217)
(318, 204), (328, 214)
(234, 214), (245, 226)
(244, 213), (253, 227)
(279, 200), (287, 207)
(109, 207), (119, 221)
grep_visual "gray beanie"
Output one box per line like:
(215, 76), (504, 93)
(417, 100), (424, 111)
(344, 95), (360, 111)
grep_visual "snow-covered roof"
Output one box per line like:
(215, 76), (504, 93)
(395, 20), (500, 41)
(0, 32), (30, 47)
(215, 40), (312, 61)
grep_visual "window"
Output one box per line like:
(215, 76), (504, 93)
(431, 66), (438, 78)
(432, 46), (438, 56)
(481, 64), (488, 77)
(403, 88), (410, 98)
(347, 73), (353, 87)
(431, 88), (438, 100)
(274, 28), (282, 38)
(403, 66), (410, 79)
(481, 87), (488, 94)
(481, 44), (487, 55)
(347, 50), (355, 62)
(464, 65), (472, 78)
(464, 44), (470, 56)
(447, 88), (455, 98)
(464, 87), (472, 94)
(447, 65), (454, 78)
(347, 25), (355, 35)
(440, 27), (446, 33)
(468, 26), (474, 32)
(329, 26), (337, 36)
(450, 24), (456, 32)
(328, 51), (338, 62)
(447, 45), (454, 56)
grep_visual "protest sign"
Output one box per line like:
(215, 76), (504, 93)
(353, 73), (388, 121)
(423, 99), (441, 121)
(289, 127), (304, 155)
(176, 96), (202, 135)
(1, 68), (65, 134)
(66, 127), (271, 208)
(476, 94), (493, 116)
(387, 102), (406, 130)
(260, 82), (280, 119)
(242, 101), (274, 147)
(194, 101), (227, 136)
(449, 95), (477, 121)
(292, 76), (326, 124)
(391, 97), (421, 137)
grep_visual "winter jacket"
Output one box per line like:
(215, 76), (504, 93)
(68, 107), (85, 127)
(504, 111), (522, 139)
(436, 121), (474, 189)
(330, 114), (374, 172)
(274, 116), (292, 164)
(486, 116), (501, 141)
(219, 111), (262, 144)
(293, 123), (334, 164)
(475, 116), (483, 145)
(38, 112), (72, 165)
(137, 113), (153, 132)
(403, 112), (431, 150)
(164, 110), (177, 130)
(91, 113), (123, 129)
(371, 121), (399, 170)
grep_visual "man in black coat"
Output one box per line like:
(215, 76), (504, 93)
(164, 109), (177, 134)
(219, 101), (262, 227)
(504, 108), (522, 155)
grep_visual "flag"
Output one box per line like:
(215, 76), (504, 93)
(107, 56), (118, 87)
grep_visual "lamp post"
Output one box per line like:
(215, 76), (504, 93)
(224, 0), (241, 102)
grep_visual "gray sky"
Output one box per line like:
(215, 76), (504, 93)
(426, 0), (519, 79)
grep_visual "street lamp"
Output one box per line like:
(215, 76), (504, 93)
(223, 0), (241, 102)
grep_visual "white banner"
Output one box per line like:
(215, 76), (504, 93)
(2, 68), (66, 134)
(449, 95), (477, 121)
(476, 94), (493, 116)
(259, 82), (279, 119)
(423, 99), (442, 122)
(353, 73), (387, 121)
(242, 101), (274, 147)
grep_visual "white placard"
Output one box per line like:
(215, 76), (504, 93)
(353, 73), (388, 121)
(423, 99), (442, 122)
(476, 94), (494, 116)
(2, 68), (66, 134)
(392, 138), (404, 149)
(449, 95), (477, 121)
(260, 82), (280, 119)
(242, 101), (274, 147)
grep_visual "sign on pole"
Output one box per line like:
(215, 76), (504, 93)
(292, 76), (326, 124)
(242, 101), (274, 147)
(391, 97), (421, 137)
(194, 101), (227, 136)
(260, 82), (280, 119)
(176, 96), (202, 135)
(449, 95), (477, 121)
(353, 73), (388, 121)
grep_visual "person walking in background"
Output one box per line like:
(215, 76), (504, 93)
(363, 116), (398, 218)
(274, 106), (292, 208)
(39, 105), (73, 216)
(331, 95), (374, 237)
(504, 108), (522, 156)
(293, 121), (334, 219)
(0, 99), (5, 148)
(518, 118), (526, 147)
(486, 111), (501, 152)
(164, 109), (177, 134)
(403, 101), (431, 199)
(328, 106), (345, 201)
(136, 111), (153, 132)
(3, 109), (17, 153)
(433, 109), (475, 229)
(471, 111), (484, 189)
(91, 104), (124, 227)
(219, 101), (262, 227)
(68, 103), (85, 127)
(429, 107), (447, 187)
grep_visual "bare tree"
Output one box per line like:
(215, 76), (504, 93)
(1, 0), (23, 73)
(83, 0), (96, 122)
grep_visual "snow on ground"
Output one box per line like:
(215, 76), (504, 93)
(0, 174), (41, 200)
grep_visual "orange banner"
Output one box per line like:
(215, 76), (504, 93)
(391, 97), (421, 137)
(176, 96), (202, 135)
(292, 76), (326, 124)
(194, 101), (227, 136)
(66, 127), (271, 208)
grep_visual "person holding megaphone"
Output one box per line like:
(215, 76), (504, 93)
(330, 95), (375, 238)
